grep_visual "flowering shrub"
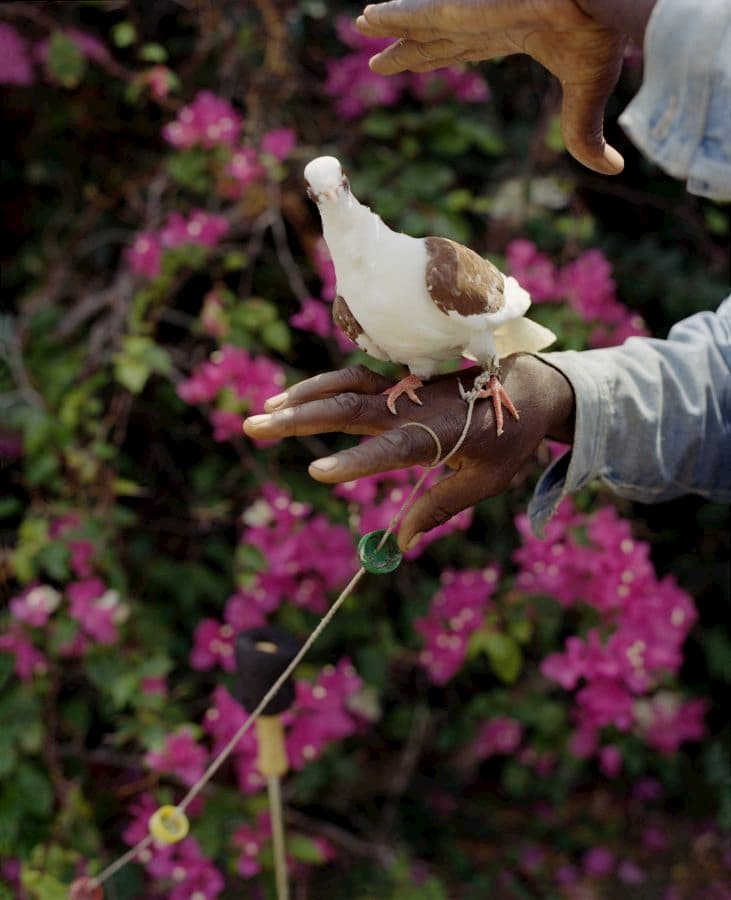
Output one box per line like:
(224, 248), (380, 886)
(2, 4), (729, 900)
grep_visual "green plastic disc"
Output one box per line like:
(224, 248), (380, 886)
(357, 530), (403, 575)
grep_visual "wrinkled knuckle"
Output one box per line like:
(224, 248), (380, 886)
(336, 391), (370, 421)
(343, 363), (370, 383)
(380, 428), (417, 464)
(425, 502), (455, 530)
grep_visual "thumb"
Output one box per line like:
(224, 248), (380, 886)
(560, 69), (625, 175)
(397, 464), (500, 552)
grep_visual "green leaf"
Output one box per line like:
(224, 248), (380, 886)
(166, 149), (211, 194)
(47, 32), (86, 89)
(139, 42), (168, 63)
(288, 832), (327, 864)
(471, 630), (523, 684)
(20, 870), (70, 900)
(261, 320), (291, 354)
(0, 496), (23, 519)
(362, 111), (398, 139)
(112, 21), (137, 48)
(545, 114), (565, 153)
(114, 335), (172, 394)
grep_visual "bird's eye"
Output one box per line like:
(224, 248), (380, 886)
(306, 186), (316, 200)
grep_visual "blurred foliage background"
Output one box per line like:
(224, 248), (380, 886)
(1, 1), (729, 898)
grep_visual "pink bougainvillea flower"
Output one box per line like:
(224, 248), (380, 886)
(232, 812), (271, 878)
(141, 675), (167, 697)
(414, 567), (499, 685)
(473, 715), (524, 759)
(505, 239), (559, 302)
(0, 626), (48, 680)
(125, 232), (163, 278)
(203, 686), (263, 794)
(260, 127), (297, 161)
(160, 210), (228, 249)
(582, 846), (615, 878)
(69, 539), (96, 578)
(506, 240), (648, 346)
(209, 409), (245, 442)
(633, 693), (707, 754)
(598, 744), (623, 778)
(163, 90), (242, 149)
(0, 23), (34, 85)
(126, 210), (228, 279)
(9, 584), (61, 628)
(123, 794), (223, 898)
(222, 145), (266, 196)
(284, 659), (364, 769)
(177, 345), (285, 413)
(233, 484), (356, 617)
(145, 727), (208, 787)
(67, 578), (128, 645)
(190, 619), (236, 672)
(290, 297), (333, 339)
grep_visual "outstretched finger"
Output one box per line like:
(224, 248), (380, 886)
(308, 425), (443, 483)
(357, 1), (541, 36)
(245, 391), (397, 441)
(263, 364), (392, 412)
(368, 34), (517, 75)
(397, 463), (495, 550)
(559, 46), (626, 174)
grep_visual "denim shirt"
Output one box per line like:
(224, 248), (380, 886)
(618, 0), (731, 201)
(526, 0), (731, 535)
(529, 297), (731, 535)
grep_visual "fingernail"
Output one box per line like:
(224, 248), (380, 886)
(243, 414), (271, 435)
(405, 532), (423, 551)
(310, 456), (339, 473)
(264, 392), (288, 411)
(245, 414), (270, 427)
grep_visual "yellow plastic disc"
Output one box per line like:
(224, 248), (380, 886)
(148, 805), (189, 844)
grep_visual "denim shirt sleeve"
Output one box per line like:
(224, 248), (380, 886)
(618, 0), (731, 201)
(528, 296), (731, 536)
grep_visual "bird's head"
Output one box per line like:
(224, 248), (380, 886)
(304, 156), (350, 205)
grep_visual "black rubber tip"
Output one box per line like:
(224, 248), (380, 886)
(235, 626), (300, 715)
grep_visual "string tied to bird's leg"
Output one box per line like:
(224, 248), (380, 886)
(459, 367), (519, 437)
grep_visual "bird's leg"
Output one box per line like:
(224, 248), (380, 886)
(472, 363), (519, 437)
(383, 374), (424, 415)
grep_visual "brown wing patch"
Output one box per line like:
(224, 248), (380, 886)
(425, 236), (504, 317)
(332, 293), (364, 343)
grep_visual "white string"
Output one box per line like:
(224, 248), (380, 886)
(89, 375), (487, 892)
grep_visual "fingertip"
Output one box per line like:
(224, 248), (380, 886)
(243, 414), (269, 437)
(264, 392), (288, 412)
(398, 531), (422, 553)
(308, 457), (340, 481)
(602, 143), (624, 175)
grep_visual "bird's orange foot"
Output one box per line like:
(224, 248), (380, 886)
(383, 374), (424, 415)
(475, 373), (519, 436)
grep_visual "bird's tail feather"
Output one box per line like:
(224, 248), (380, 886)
(493, 316), (556, 357)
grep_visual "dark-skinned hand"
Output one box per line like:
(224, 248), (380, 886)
(244, 355), (575, 552)
(355, 0), (660, 175)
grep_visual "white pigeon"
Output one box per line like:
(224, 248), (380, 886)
(303, 155), (556, 435)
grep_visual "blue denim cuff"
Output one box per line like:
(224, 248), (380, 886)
(527, 351), (612, 537)
(618, 0), (731, 201)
